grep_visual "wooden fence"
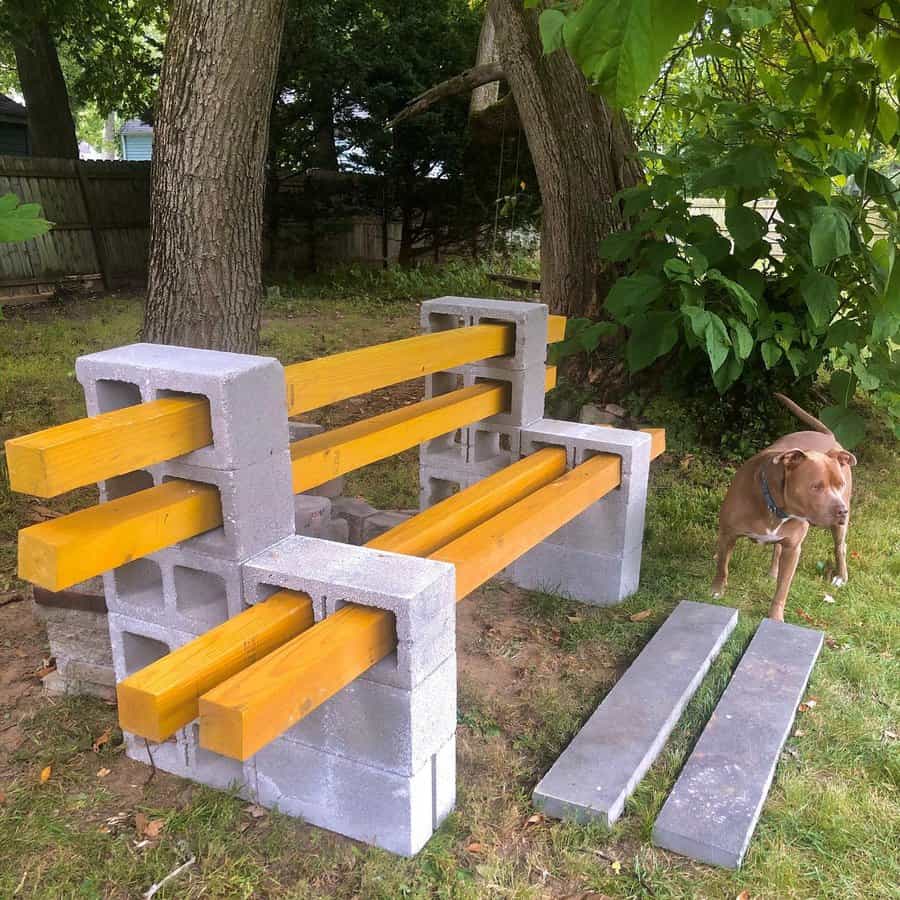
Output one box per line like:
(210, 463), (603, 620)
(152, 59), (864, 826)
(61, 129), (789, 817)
(0, 155), (150, 306)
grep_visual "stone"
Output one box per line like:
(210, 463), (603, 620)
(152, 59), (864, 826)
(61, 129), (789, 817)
(652, 618), (824, 869)
(580, 404), (619, 426)
(534, 601), (738, 826)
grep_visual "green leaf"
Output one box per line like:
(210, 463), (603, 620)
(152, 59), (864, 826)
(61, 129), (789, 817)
(728, 145), (777, 192)
(877, 101), (898, 143)
(681, 304), (711, 339)
(712, 352), (743, 393)
(809, 206), (851, 267)
(800, 271), (839, 330)
(704, 312), (731, 372)
(0, 193), (53, 244)
(706, 269), (758, 322)
(576, 320), (619, 351)
(786, 347), (806, 377)
(538, 9), (567, 54)
(820, 405), (865, 449)
(729, 319), (754, 360)
(663, 257), (693, 282)
(829, 370), (858, 405)
(562, 0), (700, 108)
(727, 6), (774, 29)
(874, 36), (900, 80)
(625, 311), (680, 371)
(604, 273), (665, 323)
(761, 339), (783, 369)
(725, 205), (768, 251)
(599, 230), (642, 262)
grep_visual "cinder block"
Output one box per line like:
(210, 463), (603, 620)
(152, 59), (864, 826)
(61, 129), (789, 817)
(306, 476), (345, 499)
(463, 364), (547, 427)
(361, 510), (413, 544)
(107, 612), (196, 683)
(293, 494), (331, 534)
(507, 543), (643, 606)
(418, 463), (479, 511)
(282, 655), (456, 775)
(323, 517), (350, 544)
(534, 601), (738, 826)
(288, 421), (324, 442)
(331, 497), (378, 545)
(100, 467), (156, 503)
(521, 419), (652, 476)
(160, 451), (294, 561)
(421, 297), (548, 370)
(253, 734), (456, 856)
(104, 547), (246, 632)
(652, 619), (824, 869)
(243, 536), (456, 688)
(76, 343), (290, 470)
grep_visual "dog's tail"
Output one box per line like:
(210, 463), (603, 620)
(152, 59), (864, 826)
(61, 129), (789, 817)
(774, 392), (832, 435)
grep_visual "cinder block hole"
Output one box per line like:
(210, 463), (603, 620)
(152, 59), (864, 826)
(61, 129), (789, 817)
(429, 371), (463, 397)
(174, 566), (228, 624)
(122, 632), (169, 676)
(499, 433), (512, 453)
(95, 379), (141, 413)
(428, 312), (466, 332)
(424, 428), (464, 458)
(105, 469), (154, 501)
(479, 315), (519, 345)
(190, 724), (244, 779)
(471, 430), (501, 463)
(427, 477), (461, 503)
(113, 558), (164, 608)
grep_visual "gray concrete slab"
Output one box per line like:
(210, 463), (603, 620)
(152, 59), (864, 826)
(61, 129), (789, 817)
(652, 618), (823, 869)
(534, 601), (738, 825)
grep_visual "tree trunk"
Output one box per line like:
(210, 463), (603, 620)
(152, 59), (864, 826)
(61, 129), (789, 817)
(469, 15), (500, 118)
(11, 12), (79, 159)
(490, 0), (643, 318)
(143, 0), (287, 353)
(308, 86), (338, 170)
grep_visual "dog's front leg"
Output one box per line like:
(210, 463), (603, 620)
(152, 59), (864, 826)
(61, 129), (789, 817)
(769, 541), (802, 621)
(831, 520), (849, 586)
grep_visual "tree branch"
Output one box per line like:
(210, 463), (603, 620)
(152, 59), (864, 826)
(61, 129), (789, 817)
(389, 62), (505, 128)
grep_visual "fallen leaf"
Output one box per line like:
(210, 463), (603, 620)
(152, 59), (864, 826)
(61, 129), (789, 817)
(798, 697), (818, 713)
(466, 842), (483, 853)
(92, 728), (112, 753)
(0, 790), (6, 804)
(566, 615), (583, 623)
(823, 594), (835, 604)
(33, 663), (56, 679)
(611, 860), (622, 874)
(796, 608), (818, 625)
(142, 818), (165, 839)
(244, 803), (267, 818)
(793, 729), (806, 738)
(97, 768), (111, 778)
(525, 813), (544, 826)
(825, 637), (839, 650)
(629, 610), (652, 622)
(135, 812), (149, 836)
(40, 765), (51, 783)
(883, 730), (897, 741)
(27, 505), (61, 522)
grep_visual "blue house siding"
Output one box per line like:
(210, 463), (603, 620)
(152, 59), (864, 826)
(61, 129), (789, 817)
(122, 132), (153, 160)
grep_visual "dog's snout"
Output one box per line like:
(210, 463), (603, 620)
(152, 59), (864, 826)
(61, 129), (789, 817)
(833, 504), (848, 523)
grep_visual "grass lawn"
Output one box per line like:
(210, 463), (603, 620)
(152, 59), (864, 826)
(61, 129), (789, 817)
(0, 268), (897, 899)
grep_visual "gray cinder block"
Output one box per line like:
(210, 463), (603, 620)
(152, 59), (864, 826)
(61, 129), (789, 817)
(421, 297), (548, 370)
(331, 497), (378, 544)
(418, 463), (480, 511)
(107, 612), (196, 683)
(161, 451), (294, 561)
(361, 510), (413, 544)
(521, 419), (652, 475)
(242, 536), (456, 687)
(252, 734), (456, 857)
(76, 343), (290, 470)
(652, 618), (824, 869)
(462, 364), (547, 428)
(534, 601), (738, 826)
(293, 494), (331, 534)
(281, 654), (456, 775)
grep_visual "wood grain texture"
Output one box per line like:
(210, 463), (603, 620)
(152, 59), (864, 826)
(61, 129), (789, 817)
(18, 480), (222, 592)
(117, 590), (314, 742)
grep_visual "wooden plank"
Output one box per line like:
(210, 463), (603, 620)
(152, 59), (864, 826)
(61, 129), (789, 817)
(547, 314), (566, 344)
(5, 397), (212, 498)
(643, 427), (666, 460)
(198, 451), (620, 760)
(431, 453), (622, 600)
(117, 590), (315, 742)
(18, 480), (222, 592)
(290, 382), (508, 493)
(283, 323), (514, 415)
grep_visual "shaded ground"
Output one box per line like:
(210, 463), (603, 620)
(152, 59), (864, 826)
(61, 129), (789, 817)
(0, 270), (898, 898)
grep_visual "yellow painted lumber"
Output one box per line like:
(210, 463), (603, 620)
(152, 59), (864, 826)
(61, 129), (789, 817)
(643, 427), (666, 460)
(4, 396), (213, 499)
(545, 365), (557, 391)
(18, 480), (222, 592)
(290, 382), (509, 493)
(547, 314), (566, 344)
(199, 603), (395, 760)
(431, 453), (622, 600)
(284, 324), (514, 415)
(117, 590), (315, 742)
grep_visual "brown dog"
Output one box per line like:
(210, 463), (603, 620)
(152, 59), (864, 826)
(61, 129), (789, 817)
(711, 393), (856, 620)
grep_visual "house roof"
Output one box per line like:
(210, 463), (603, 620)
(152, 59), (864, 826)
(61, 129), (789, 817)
(0, 94), (27, 120)
(120, 118), (153, 135)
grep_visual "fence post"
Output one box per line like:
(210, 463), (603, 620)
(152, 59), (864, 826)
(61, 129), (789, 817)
(74, 161), (111, 290)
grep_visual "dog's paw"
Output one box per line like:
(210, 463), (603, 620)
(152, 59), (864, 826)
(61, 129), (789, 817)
(711, 586), (725, 599)
(831, 575), (847, 588)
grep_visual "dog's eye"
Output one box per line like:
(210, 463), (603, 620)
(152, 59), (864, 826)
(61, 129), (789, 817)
(812, 482), (825, 492)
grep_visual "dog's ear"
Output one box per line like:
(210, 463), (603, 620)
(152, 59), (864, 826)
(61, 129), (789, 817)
(772, 448), (807, 468)
(827, 449), (857, 467)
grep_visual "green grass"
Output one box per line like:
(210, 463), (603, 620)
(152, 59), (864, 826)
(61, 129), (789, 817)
(0, 268), (898, 898)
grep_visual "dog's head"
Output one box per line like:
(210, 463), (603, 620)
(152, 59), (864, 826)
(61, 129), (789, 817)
(773, 448), (856, 527)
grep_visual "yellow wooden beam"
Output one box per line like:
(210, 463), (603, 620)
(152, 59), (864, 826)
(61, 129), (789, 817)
(290, 382), (509, 493)
(4, 397), (213, 499)
(120, 450), (567, 744)
(643, 427), (666, 460)
(431, 453), (622, 600)
(117, 590), (315, 742)
(547, 314), (566, 344)
(18, 480), (222, 592)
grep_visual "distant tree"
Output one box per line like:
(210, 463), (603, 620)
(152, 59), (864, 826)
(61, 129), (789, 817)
(142, 0), (287, 352)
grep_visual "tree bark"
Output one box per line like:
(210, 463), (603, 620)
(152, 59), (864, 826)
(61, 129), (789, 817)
(470, 15), (500, 118)
(143, 0), (287, 352)
(308, 85), (338, 170)
(390, 63), (504, 128)
(490, 0), (643, 317)
(10, 12), (78, 159)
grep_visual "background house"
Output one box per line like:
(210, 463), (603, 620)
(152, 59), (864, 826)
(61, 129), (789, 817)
(119, 118), (153, 160)
(0, 94), (29, 156)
